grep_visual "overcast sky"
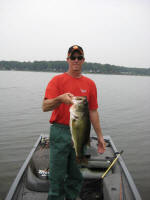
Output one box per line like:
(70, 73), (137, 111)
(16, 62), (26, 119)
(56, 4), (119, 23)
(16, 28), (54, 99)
(0, 0), (150, 68)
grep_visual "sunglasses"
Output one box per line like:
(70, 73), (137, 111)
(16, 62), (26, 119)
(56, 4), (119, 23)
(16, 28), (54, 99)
(69, 55), (84, 61)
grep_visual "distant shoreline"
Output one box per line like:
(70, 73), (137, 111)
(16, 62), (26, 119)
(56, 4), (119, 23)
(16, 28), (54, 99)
(0, 60), (150, 76)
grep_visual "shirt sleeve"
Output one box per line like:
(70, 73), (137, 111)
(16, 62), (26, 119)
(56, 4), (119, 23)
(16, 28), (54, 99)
(89, 80), (98, 110)
(44, 77), (59, 99)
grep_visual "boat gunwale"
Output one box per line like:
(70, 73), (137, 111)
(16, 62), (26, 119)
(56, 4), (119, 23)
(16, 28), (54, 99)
(103, 135), (142, 200)
(5, 135), (42, 200)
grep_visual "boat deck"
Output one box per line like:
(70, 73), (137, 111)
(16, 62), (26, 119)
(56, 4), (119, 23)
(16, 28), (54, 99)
(5, 135), (142, 200)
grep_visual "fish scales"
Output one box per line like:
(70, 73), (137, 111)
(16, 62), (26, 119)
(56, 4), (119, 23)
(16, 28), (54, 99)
(70, 96), (91, 163)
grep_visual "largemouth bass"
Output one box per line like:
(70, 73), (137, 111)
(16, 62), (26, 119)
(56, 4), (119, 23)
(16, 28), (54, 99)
(69, 96), (91, 163)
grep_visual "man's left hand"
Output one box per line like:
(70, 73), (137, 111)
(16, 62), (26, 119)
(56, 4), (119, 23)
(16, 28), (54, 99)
(97, 137), (106, 154)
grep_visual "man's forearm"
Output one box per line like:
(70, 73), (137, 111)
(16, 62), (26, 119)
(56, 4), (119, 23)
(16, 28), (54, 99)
(42, 96), (62, 112)
(42, 93), (74, 112)
(90, 109), (106, 154)
(89, 109), (103, 141)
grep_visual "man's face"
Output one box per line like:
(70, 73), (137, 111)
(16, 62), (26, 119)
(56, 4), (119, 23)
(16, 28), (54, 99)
(67, 51), (85, 72)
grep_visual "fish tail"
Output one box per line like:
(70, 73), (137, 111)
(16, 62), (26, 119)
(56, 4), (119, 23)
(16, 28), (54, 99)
(76, 156), (88, 164)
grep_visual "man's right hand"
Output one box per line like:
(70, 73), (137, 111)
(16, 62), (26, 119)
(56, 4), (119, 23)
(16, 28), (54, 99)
(59, 93), (74, 104)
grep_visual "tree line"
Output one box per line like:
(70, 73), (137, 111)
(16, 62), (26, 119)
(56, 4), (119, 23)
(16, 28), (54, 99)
(0, 60), (150, 76)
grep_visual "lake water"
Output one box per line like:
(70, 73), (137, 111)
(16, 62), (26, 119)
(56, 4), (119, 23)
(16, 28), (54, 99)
(0, 71), (150, 200)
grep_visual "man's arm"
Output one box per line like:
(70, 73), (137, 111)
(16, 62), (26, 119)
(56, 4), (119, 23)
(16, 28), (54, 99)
(42, 93), (74, 112)
(89, 109), (106, 154)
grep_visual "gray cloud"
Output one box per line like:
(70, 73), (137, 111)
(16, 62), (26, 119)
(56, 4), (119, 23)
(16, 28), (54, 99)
(0, 0), (150, 68)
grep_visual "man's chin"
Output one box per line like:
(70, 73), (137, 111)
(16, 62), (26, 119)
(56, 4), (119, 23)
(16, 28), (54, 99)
(73, 69), (80, 72)
(73, 66), (81, 70)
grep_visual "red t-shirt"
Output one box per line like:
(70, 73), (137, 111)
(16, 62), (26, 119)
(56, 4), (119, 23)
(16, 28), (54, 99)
(44, 73), (98, 125)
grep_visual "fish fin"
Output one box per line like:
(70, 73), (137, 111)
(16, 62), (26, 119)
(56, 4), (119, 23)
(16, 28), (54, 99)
(76, 156), (88, 164)
(84, 137), (90, 147)
(87, 138), (90, 146)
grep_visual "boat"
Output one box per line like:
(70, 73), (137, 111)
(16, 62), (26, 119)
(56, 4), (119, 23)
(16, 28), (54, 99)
(5, 135), (142, 200)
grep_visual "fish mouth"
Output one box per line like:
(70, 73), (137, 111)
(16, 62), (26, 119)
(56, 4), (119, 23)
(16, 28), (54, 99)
(72, 96), (87, 104)
(72, 99), (82, 104)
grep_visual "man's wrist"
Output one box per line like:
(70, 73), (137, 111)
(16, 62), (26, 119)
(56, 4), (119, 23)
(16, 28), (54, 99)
(97, 135), (104, 143)
(56, 95), (63, 104)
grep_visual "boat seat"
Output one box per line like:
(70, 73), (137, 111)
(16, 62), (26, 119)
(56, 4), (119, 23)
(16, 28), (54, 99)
(26, 165), (49, 192)
(25, 147), (50, 192)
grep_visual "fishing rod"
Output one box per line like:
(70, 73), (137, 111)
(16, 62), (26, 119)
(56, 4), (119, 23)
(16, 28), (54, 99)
(101, 150), (124, 179)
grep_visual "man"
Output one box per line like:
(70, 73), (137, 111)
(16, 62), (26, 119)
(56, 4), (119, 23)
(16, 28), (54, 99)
(42, 45), (106, 200)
